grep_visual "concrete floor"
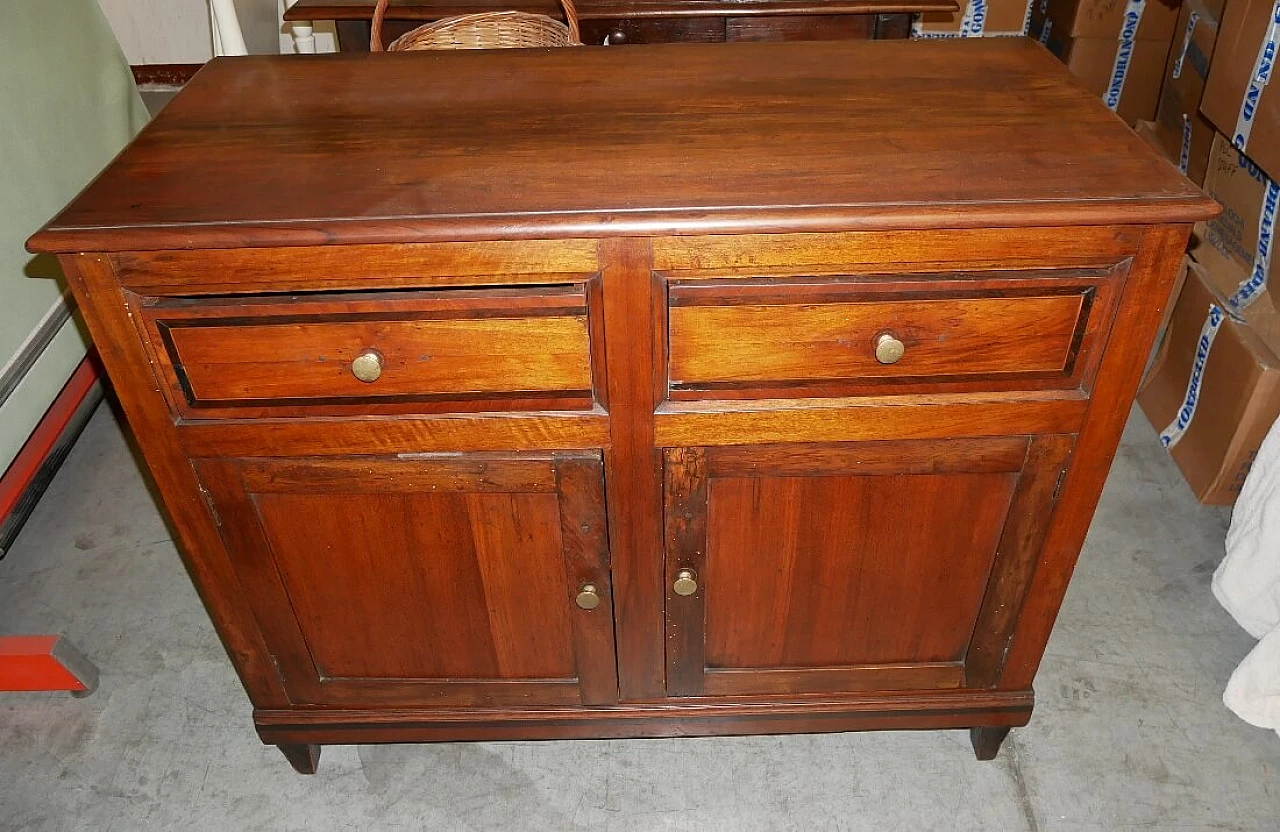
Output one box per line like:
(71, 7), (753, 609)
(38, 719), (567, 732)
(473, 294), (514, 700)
(0, 402), (1277, 830)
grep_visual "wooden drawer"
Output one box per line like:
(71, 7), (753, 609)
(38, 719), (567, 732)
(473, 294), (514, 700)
(577, 17), (725, 45)
(138, 286), (598, 418)
(666, 271), (1121, 399)
(724, 14), (873, 42)
(578, 14), (873, 46)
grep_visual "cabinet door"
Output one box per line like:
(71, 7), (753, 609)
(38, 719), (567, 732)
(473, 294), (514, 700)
(663, 436), (1073, 697)
(196, 452), (617, 708)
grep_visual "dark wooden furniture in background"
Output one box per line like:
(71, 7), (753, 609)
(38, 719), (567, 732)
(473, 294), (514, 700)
(286, 0), (953, 47)
(29, 40), (1217, 774)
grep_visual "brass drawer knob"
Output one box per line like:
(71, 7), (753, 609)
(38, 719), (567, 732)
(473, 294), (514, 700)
(575, 584), (601, 610)
(350, 349), (383, 383)
(875, 333), (905, 365)
(673, 569), (698, 597)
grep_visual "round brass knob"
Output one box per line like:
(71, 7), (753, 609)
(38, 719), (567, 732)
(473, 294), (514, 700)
(874, 333), (905, 365)
(575, 584), (601, 610)
(672, 569), (698, 597)
(350, 350), (383, 383)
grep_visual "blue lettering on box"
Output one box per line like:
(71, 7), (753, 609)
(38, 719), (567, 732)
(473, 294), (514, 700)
(1106, 5), (1143, 110)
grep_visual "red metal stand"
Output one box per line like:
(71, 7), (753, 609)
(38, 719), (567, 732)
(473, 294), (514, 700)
(1, 355), (104, 696)
(0, 635), (98, 696)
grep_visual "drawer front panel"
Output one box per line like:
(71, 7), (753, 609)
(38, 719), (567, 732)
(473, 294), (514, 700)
(169, 316), (591, 401)
(577, 17), (726, 45)
(671, 294), (1084, 384)
(724, 14), (873, 42)
(141, 286), (597, 417)
(666, 271), (1119, 398)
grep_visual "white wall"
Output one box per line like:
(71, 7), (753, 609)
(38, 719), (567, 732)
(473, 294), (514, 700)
(97, 0), (212, 63)
(0, 1), (148, 474)
(96, 0), (335, 64)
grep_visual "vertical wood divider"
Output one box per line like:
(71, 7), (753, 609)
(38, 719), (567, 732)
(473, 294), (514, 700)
(599, 237), (667, 701)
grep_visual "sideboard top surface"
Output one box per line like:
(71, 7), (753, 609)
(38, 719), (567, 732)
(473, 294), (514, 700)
(30, 39), (1217, 253)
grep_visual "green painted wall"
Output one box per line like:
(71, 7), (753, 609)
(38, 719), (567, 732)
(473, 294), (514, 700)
(0, 1), (147, 473)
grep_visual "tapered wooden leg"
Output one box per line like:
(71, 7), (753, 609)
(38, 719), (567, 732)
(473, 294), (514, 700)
(970, 726), (1011, 761)
(278, 743), (321, 774)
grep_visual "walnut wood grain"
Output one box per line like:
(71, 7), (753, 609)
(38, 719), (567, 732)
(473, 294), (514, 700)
(28, 41), (1217, 769)
(964, 434), (1075, 688)
(29, 42), (1214, 254)
(652, 227), (1144, 275)
(654, 393), (1090, 447)
(156, 301), (592, 411)
(132, 286), (601, 419)
(112, 240), (599, 296)
(599, 238), (666, 700)
(254, 688), (1033, 746)
(669, 294), (1088, 388)
(178, 412), (611, 457)
(663, 438), (1050, 698)
(701, 436), (1030, 477)
(700, 665), (965, 695)
(195, 451), (616, 708)
(553, 456), (620, 705)
(662, 446), (708, 696)
(662, 268), (1125, 400)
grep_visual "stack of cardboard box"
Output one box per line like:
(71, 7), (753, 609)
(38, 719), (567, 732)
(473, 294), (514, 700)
(915, 0), (1277, 503)
(1144, 0), (1225, 184)
(914, 0), (1036, 36)
(1030, 0), (1185, 124)
(1139, 0), (1280, 503)
(915, 0), (1187, 126)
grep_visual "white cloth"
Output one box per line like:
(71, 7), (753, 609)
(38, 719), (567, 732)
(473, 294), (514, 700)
(1214, 415), (1280, 736)
(210, 0), (248, 56)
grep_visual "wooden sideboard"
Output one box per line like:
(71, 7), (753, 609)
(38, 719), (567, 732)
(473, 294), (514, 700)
(285, 0), (957, 47)
(29, 40), (1217, 774)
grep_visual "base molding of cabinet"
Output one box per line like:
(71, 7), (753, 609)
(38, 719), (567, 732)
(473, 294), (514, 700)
(255, 689), (1034, 754)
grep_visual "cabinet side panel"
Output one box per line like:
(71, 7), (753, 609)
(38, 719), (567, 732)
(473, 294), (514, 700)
(57, 253), (289, 708)
(999, 224), (1193, 689)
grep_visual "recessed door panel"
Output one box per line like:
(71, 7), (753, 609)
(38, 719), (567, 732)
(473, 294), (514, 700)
(664, 436), (1073, 697)
(198, 452), (617, 708)
(704, 471), (1015, 669)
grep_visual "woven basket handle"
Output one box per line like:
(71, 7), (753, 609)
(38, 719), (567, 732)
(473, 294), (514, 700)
(560, 0), (581, 43)
(370, 0), (581, 50)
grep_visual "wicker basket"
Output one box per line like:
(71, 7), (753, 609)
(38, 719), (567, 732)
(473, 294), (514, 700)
(371, 0), (581, 50)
